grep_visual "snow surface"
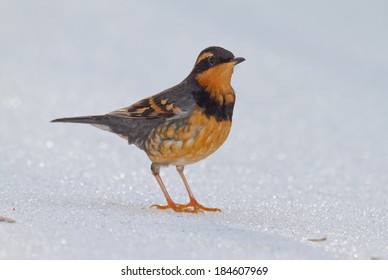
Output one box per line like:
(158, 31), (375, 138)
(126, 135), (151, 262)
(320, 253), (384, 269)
(1, 1), (387, 259)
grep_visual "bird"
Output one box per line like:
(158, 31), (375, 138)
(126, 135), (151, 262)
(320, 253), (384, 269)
(51, 46), (245, 213)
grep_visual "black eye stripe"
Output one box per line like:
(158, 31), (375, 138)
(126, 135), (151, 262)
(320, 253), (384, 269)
(191, 50), (234, 74)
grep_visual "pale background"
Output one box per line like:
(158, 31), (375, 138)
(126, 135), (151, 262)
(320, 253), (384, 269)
(1, 0), (387, 259)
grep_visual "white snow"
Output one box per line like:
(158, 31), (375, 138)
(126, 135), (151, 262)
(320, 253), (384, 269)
(1, 1), (387, 259)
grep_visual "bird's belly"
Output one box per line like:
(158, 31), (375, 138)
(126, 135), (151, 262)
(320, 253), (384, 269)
(145, 109), (232, 165)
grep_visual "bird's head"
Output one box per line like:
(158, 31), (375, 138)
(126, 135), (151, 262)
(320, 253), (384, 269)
(190, 46), (245, 101)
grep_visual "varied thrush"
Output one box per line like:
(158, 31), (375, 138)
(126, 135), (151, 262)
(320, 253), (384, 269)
(52, 46), (245, 213)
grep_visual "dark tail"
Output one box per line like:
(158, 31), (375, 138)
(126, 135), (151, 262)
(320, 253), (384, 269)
(51, 115), (104, 124)
(51, 115), (135, 138)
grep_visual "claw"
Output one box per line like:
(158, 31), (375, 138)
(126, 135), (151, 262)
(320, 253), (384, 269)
(176, 201), (221, 212)
(150, 203), (200, 213)
(150, 200), (220, 214)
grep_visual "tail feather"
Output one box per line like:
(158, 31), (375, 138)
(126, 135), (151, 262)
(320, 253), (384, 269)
(51, 114), (133, 136)
(51, 115), (104, 124)
(52, 114), (161, 148)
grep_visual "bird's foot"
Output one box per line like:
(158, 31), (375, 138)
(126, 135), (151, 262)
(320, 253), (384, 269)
(150, 200), (220, 213)
(177, 200), (221, 213)
(150, 203), (200, 213)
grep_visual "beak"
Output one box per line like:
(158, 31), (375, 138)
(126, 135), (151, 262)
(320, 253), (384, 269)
(231, 57), (245, 65)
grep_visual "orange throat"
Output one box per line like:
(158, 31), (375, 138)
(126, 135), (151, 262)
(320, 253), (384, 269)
(196, 62), (236, 105)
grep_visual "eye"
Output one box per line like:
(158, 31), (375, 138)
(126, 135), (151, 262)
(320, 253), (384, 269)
(208, 56), (216, 65)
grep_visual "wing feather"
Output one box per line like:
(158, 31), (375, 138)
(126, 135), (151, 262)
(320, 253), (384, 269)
(109, 83), (195, 120)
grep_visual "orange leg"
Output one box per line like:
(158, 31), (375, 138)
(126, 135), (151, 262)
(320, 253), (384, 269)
(175, 165), (221, 212)
(150, 163), (198, 213)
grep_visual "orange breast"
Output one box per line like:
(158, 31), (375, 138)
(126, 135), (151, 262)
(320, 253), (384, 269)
(145, 108), (232, 165)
